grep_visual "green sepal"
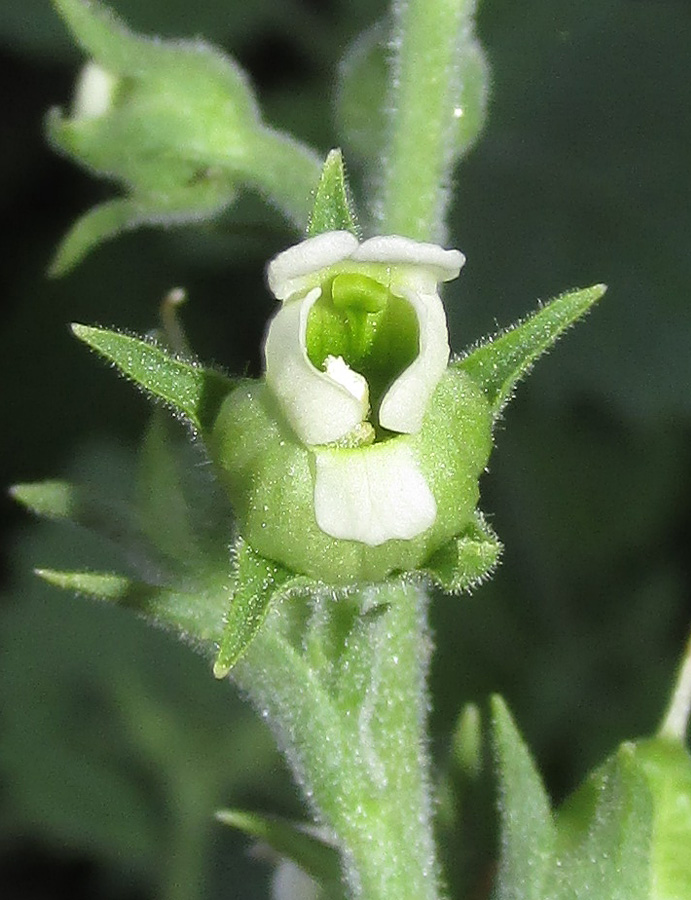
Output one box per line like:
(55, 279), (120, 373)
(459, 284), (607, 418)
(307, 149), (359, 238)
(491, 695), (556, 900)
(71, 323), (233, 434)
(551, 743), (654, 900)
(34, 569), (225, 645)
(215, 809), (342, 893)
(213, 539), (312, 678)
(420, 514), (501, 593)
(48, 183), (234, 277)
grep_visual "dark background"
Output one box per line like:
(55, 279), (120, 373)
(1, 0), (690, 897)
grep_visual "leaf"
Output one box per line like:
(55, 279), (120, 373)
(215, 809), (342, 890)
(35, 568), (225, 645)
(71, 324), (234, 433)
(2, 439), (286, 897)
(213, 539), (310, 678)
(48, 184), (235, 277)
(550, 743), (654, 900)
(491, 695), (556, 900)
(459, 284), (606, 417)
(307, 149), (359, 238)
(421, 514), (502, 593)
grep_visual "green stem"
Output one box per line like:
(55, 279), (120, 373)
(233, 580), (442, 900)
(377, 0), (471, 241)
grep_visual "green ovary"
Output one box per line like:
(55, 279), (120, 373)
(304, 272), (419, 414)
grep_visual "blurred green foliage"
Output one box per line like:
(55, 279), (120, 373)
(2, 0), (690, 897)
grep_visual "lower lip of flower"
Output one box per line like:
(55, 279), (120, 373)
(313, 438), (437, 546)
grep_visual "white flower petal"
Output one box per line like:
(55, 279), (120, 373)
(263, 288), (369, 445)
(313, 441), (437, 546)
(353, 236), (464, 282)
(267, 231), (359, 300)
(378, 286), (450, 434)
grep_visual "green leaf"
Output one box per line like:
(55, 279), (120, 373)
(421, 514), (501, 593)
(213, 539), (310, 678)
(215, 809), (342, 890)
(35, 568), (225, 645)
(71, 324), (233, 433)
(48, 185), (235, 277)
(550, 743), (654, 900)
(2, 440), (283, 895)
(307, 149), (359, 238)
(459, 284), (607, 417)
(491, 695), (556, 900)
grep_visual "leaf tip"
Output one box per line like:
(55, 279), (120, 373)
(213, 657), (231, 680)
(490, 693), (508, 718)
(585, 282), (608, 304)
(307, 147), (359, 238)
(8, 483), (25, 503)
(70, 321), (91, 341)
(34, 567), (61, 586)
(70, 322), (108, 352)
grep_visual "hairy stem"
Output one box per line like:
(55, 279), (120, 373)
(376, 0), (472, 241)
(233, 580), (441, 900)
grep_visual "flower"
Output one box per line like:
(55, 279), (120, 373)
(263, 232), (465, 546)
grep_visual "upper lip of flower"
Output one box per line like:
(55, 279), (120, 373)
(263, 231), (464, 448)
(267, 231), (464, 301)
